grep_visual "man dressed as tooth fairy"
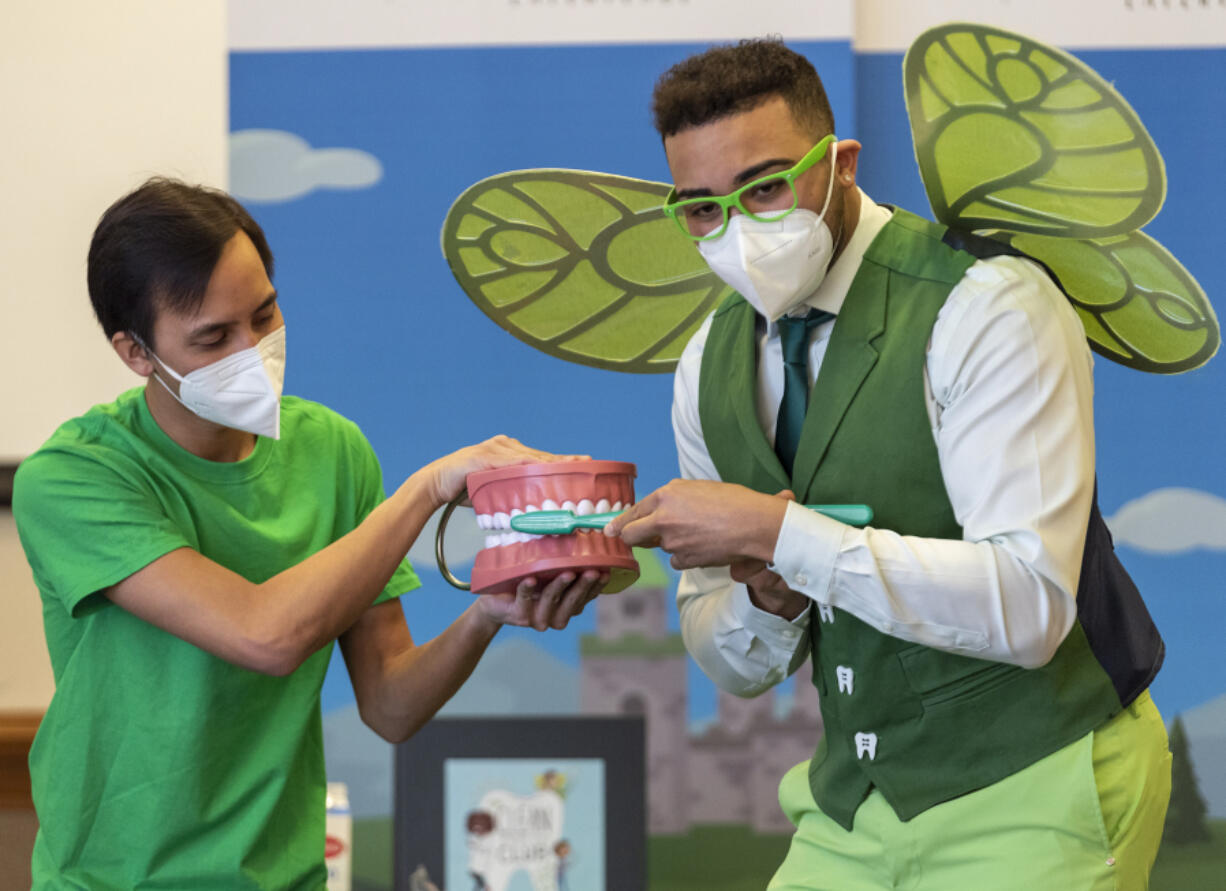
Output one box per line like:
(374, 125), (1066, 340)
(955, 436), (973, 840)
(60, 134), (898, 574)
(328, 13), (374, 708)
(605, 38), (1171, 890)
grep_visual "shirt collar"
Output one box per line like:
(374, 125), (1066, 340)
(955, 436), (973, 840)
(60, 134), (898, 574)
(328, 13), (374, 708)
(768, 189), (893, 335)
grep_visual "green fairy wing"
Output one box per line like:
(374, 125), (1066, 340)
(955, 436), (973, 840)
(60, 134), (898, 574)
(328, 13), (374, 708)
(440, 24), (1217, 375)
(992, 230), (1217, 373)
(440, 169), (730, 374)
(904, 22), (1164, 237)
(904, 21), (1218, 373)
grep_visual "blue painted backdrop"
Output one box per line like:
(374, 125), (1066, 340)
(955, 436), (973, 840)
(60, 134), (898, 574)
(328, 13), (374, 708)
(230, 38), (1224, 793)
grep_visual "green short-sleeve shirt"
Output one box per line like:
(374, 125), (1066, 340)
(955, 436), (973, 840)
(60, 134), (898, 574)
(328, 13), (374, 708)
(13, 388), (420, 889)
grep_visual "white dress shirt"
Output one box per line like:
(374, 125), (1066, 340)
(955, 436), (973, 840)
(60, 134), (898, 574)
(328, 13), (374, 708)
(672, 192), (1096, 697)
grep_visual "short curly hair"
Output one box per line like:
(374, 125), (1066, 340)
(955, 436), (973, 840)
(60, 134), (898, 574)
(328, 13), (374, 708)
(651, 37), (834, 140)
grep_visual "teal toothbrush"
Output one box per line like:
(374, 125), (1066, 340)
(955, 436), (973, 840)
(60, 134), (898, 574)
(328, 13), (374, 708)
(510, 503), (873, 535)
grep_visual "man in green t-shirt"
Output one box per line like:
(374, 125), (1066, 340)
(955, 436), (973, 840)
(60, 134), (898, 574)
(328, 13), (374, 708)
(12, 178), (604, 889)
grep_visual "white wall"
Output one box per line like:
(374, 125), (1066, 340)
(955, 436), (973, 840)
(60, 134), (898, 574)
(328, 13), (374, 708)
(855, 0), (1226, 51)
(0, 1), (228, 463)
(229, 0), (851, 49)
(0, 1), (227, 710)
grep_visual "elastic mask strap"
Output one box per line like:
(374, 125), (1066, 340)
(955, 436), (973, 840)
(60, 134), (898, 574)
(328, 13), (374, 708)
(131, 332), (189, 407)
(816, 142), (839, 221)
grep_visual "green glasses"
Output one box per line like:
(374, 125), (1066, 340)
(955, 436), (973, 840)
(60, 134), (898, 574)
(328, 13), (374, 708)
(662, 134), (837, 241)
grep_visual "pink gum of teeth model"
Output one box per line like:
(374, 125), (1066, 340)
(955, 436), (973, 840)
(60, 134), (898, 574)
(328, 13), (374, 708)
(435, 460), (640, 596)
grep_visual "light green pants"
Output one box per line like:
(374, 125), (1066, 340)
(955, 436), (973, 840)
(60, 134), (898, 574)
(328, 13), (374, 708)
(769, 690), (1171, 891)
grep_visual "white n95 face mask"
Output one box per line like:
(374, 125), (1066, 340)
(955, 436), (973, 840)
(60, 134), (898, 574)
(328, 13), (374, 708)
(144, 325), (286, 439)
(698, 143), (839, 321)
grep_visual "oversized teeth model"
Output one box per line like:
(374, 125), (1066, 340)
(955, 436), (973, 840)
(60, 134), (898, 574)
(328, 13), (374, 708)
(447, 460), (640, 596)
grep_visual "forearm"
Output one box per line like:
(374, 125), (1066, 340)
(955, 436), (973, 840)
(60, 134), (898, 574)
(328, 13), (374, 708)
(772, 505), (1079, 666)
(344, 568), (604, 742)
(252, 469), (440, 673)
(352, 602), (499, 743)
(104, 436), (572, 675)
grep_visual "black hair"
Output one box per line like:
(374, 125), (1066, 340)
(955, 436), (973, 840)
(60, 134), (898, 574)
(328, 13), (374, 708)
(86, 177), (274, 350)
(651, 37), (834, 139)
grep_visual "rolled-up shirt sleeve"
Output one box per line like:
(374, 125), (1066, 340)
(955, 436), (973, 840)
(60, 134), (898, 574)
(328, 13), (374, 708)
(768, 255), (1092, 668)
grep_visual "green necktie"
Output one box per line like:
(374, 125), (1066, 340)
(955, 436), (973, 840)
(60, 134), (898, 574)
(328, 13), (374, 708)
(775, 309), (835, 476)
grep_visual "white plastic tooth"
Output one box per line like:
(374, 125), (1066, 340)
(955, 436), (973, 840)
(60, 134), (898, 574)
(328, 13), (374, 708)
(562, 500), (576, 513)
(510, 508), (523, 517)
(500, 532), (516, 547)
(596, 498), (611, 514)
(524, 505), (539, 515)
(542, 499), (559, 511)
(494, 512), (510, 530)
(576, 499), (595, 516)
(478, 514), (492, 530)
(612, 501), (623, 512)
(485, 534), (500, 549)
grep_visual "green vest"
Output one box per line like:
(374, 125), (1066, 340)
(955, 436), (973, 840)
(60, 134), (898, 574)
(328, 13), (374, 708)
(697, 209), (1155, 830)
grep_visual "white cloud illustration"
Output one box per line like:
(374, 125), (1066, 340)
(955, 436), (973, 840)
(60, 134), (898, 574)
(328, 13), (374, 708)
(1105, 487), (1226, 554)
(228, 128), (382, 203)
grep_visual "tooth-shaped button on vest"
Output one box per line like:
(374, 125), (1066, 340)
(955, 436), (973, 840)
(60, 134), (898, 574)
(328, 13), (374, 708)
(854, 732), (878, 761)
(836, 665), (854, 695)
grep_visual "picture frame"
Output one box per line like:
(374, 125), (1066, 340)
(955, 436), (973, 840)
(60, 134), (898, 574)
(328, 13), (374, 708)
(393, 715), (645, 891)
